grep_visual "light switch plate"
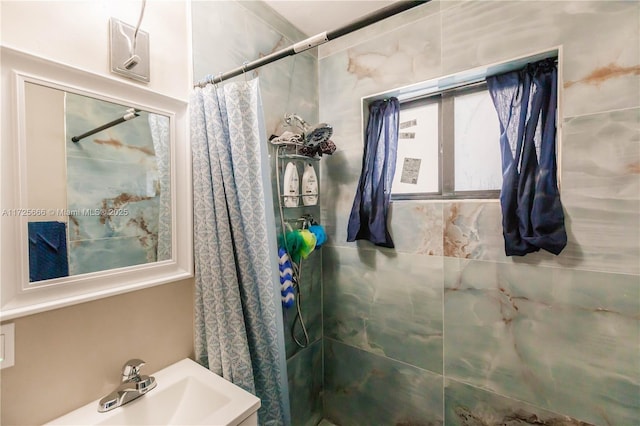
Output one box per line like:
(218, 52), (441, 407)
(109, 18), (150, 83)
(0, 322), (15, 369)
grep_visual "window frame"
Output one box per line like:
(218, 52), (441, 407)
(391, 81), (501, 201)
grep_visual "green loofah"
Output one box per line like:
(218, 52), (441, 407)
(298, 229), (317, 260)
(282, 229), (317, 263)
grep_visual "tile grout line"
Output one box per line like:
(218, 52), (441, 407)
(324, 336), (444, 379)
(322, 244), (640, 278)
(563, 104), (639, 121)
(439, 3), (445, 421)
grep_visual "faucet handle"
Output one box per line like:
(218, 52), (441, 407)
(121, 359), (146, 382)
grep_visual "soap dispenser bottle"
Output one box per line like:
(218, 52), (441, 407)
(283, 162), (300, 207)
(301, 162), (318, 206)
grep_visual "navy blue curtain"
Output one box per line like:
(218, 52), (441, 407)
(347, 98), (400, 248)
(487, 58), (567, 256)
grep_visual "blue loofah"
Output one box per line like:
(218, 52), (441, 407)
(309, 224), (327, 248)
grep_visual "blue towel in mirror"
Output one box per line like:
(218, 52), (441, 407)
(28, 221), (69, 282)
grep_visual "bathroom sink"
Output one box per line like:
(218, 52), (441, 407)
(46, 358), (261, 426)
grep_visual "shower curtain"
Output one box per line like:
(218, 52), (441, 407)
(191, 79), (287, 426)
(148, 113), (171, 261)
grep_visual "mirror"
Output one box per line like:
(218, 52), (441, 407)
(25, 83), (171, 282)
(1, 46), (193, 320)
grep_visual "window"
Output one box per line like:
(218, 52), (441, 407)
(366, 49), (561, 200)
(392, 83), (502, 200)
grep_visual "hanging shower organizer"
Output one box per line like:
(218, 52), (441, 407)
(274, 146), (320, 349)
(271, 113), (333, 349)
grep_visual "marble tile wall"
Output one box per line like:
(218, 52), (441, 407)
(65, 94), (163, 275)
(288, 340), (323, 426)
(324, 339), (444, 426)
(320, 1), (639, 425)
(192, 2), (322, 425)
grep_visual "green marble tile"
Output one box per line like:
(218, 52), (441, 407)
(324, 339), (444, 426)
(324, 246), (443, 374)
(444, 259), (640, 425)
(441, 1), (640, 117)
(288, 340), (323, 426)
(445, 378), (594, 426)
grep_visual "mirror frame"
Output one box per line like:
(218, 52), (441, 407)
(1, 46), (193, 320)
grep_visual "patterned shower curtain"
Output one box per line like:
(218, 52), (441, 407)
(190, 79), (287, 426)
(148, 113), (171, 261)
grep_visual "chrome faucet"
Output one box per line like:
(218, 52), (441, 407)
(98, 359), (157, 412)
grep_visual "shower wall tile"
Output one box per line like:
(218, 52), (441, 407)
(68, 237), (152, 275)
(287, 340), (323, 426)
(192, 1), (260, 80)
(318, 1), (441, 59)
(280, 52), (319, 129)
(283, 248), (322, 359)
(258, 52), (318, 137)
(390, 201), (444, 255)
(559, 108), (640, 275)
(323, 246), (443, 374)
(319, 11), (442, 112)
(443, 201), (505, 261)
(443, 258), (640, 426)
(192, 1), (318, 137)
(444, 378), (594, 426)
(441, 0), (640, 118)
(236, 0), (310, 50)
(324, 339), (444, 426)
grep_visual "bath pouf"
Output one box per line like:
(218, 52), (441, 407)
(298, 229), (317, 260)
(284, 230), (304, 263)
(278, 247), (295, 308)
(308, 224), (327, 248)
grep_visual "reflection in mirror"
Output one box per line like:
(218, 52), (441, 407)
(25, 82), (171, 283)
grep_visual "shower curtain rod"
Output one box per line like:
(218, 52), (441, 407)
(194, 0), (429, 88)
(71, 108), (140, 143)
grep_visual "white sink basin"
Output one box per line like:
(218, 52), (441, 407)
(46, 358), (261, 426)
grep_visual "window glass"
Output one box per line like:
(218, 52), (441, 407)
(453, 89), (502, 191)
(392, 101), (439, 194)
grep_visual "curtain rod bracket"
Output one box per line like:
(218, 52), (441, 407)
(293, 32), (328, 53)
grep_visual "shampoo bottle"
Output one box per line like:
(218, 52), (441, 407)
(283, 162), (299, 207)
(302, 162), (318, 206)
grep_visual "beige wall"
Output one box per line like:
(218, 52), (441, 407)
(25, 83), (67, 222)
(1, 1), (195, 424)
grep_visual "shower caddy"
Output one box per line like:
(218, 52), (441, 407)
(272, 113), (332, 348)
